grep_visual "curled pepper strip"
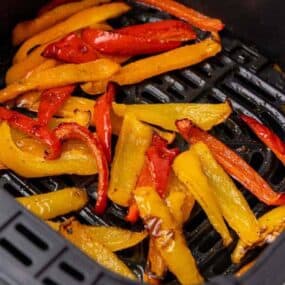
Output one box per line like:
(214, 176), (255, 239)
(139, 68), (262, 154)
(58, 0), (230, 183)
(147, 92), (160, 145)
(38, 85), (75, 125)
(176, 119), (284, 206)
(241, 115), (285, 165)
(0, 107), (61, 160)
(53, 122), (109, 214)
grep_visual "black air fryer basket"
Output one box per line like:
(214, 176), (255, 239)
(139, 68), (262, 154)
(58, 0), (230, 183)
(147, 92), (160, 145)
(0, 1), (284, 285)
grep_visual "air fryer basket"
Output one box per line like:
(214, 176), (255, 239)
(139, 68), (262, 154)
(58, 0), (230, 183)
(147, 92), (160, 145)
(0, 1), (284, 285)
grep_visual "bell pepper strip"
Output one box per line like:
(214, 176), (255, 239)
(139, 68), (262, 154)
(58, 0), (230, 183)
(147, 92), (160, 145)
(42, 33), (100, 63)
(17, 187), (88, 220)
(191, 142), (260, 245)
(108, 113), (153, 207)
(0, 162), (6, 170)
(236, 260), (256, 277)
(241, 115), (285, 165)
(81, 37), (222, 95)
(232, 206), (285, 264)
(136, 0), (224, 32)
(94, 82), (115, 162)
(13, 3), (131, 63)
(0, 122), (98, 177)
(134, 186), (204, 285)
(173, 148), (233, 246)
(46, 221), (61, 231)
(38, 0), (78, 15)
(48, 112), (91, 129)
(0, 59), (120, 103)
(38, 85), (75, 125)
(0, 107), (61, 159)
(53, 122), (108, 214)
(59, 220), (136, 280)
(13, 0), (111, 46)
(113, 101), (232, 132)
(176, 119), (284, 206)
(117, 20), (196, 42)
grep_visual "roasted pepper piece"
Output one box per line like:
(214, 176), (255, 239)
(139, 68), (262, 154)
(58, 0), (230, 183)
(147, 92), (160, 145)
(46, 221), (61, 231)
(137, 0), (224, 32)
(241, 115), (285, 165)
(17, 187), (88, 219)
(60, 220), (136, 280)
(232, 206), (285, 264)
(173, 149), (232, 246)
(134, 186), (203, 285)
(38, 85), (75, 125)
(13, 0), (111, 45)
(113, 101), (232, 131)
(81, 38), (221, 94)
(108, 113), (153, 206)
(0, 59), (120, 103)
(54, 123), (108, 214)
(13, 3), (130, 63)
(176, 120), (284, 206)
(191, 142), (260, 245)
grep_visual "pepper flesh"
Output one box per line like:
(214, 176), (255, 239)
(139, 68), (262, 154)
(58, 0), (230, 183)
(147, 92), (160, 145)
(17, 187), (88, 219)
(54, 123), (108, 214)
(134, 186), (203, 285)
(176, 119), (284, 206)
(241, 115), (285, 165)
(38, 85), (75, 125)
(136, 0), (224, 32)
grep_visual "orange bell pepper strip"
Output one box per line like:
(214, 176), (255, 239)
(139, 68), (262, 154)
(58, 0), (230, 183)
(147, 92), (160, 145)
(241, 114), (285, 165)
(176, 119), (285, 206)
(136, 0), (224, 32)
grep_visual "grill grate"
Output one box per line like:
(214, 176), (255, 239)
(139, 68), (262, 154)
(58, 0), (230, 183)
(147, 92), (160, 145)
(0, 1), (285, 285)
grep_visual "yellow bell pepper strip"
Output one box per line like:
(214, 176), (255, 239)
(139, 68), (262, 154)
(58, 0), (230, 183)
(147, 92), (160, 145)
(13, 3), (130, 63)
(0, 122), (98, 177)
(191, 142), (260, 246)
(81, 37), (221, 95)
(173, 149), (233, 246)
(46, 221), (61, 231)
(59, 220), (136, 280)
(134, 186), (203, 285)
(17, 187), (88, 219)
(0, 59), (120, 103)
(12, 0), (111, 45)
(108, 113), (153, 206)
(232, 206), (285, 264)
(0, 162), (6, 170)
(113, 101), (232, 132)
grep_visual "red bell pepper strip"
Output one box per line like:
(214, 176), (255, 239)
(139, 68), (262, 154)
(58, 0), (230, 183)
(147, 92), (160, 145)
(81, 28), (182, 56)
(0, 107), (61, 160)
(42, 33), (99, 64)
(117, 20), (196, 41)
(38, 85), (75, 125)
(93, 82), (115, 163)
(241, 115), (285, 165)
(53, 122), (109, 214)
(38, 0), (77, 15)
(137, 0), (224, 32)
(176, 119), (284, 206)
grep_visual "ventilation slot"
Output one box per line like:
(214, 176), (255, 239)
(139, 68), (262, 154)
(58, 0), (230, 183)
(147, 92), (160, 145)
(249, 152), (264, 172)
(42, 278), (59, 285)
(270, 161), (285, 186)
(59, 262), (85, 282)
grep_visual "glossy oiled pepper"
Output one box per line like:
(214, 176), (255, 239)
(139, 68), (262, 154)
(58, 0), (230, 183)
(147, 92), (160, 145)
(38, 85), (75, 125)
(241, 115), (285, 165)
(53, 123), (108, 214)
(136, 0), (224, 32)
(176, 119), (285, 206)
(0, 107), (61, 159)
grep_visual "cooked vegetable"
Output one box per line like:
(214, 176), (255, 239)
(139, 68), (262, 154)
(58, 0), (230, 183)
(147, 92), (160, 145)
(113, 101), (232, 132)
(136, 0), (224, 32)
(232, 206), (285, 264)
(17, 187), (88, 219)
(236, 260), (256, 277)
(81, 37), (222, 94)
(12, 0), (111, 45)
(13, 2), (130, 63)
(241, 115), (285, 165)
(0, 59), (120, 103)
(60, 220), (136, 280)
(134, 186), (203, 285)
(46, 221), (61, 231)
(108, 113), (153, 206)
(176, 119), (285, 206)
(173, 148), (232, 246)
